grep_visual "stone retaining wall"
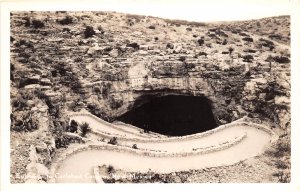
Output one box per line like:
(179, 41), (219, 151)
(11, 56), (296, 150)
(49, 113), (278, 183)
(49, 132), (247, 182)
(68, 111), (276, 144)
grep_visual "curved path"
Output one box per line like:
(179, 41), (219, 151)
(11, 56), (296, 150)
(53, 112), (276, 183)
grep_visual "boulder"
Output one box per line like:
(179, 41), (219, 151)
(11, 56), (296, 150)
(275, 96), (290, 106)
(109, 49), (119, 57)
(35, 143), (48, 153)
(24, 84), (41, 90)
(40, 78), (52, 85)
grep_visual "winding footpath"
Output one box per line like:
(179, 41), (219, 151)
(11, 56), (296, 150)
(51, 110), (277, 183)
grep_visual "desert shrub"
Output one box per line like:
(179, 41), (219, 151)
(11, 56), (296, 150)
(11, 96), (27, 111)
(108, 96), (123, 109)
(23, 17), (31, 27)
(265, 140), (290, 158)
(197, 38), (204, 46)
(243, 49), (257, 53)
(54, 135), (70, 149)
(208, 33), (216, 38)
(166, 43), (174, 49)
(126, 42), (139, 50)
(34, 89), (48, 100)
(62, 27), (71, 33)
(209, 28), (218, 32)
(272, 171), (290, 183)
(11, 111), (38, 131)
(108, 137), (118, 145)
(259, 38), (275, 50)
(148, 25), (155, 29)
(242, 54), (254, 62)
(70, 80), (82, 93)
(74, 57), (83, 62)
(239, 32), (249, 37)
(269, 34), (282, 40)
(31, 19), (45, 29)
(132, 144), (138, 149)
(273, 56), (290, 63)
(242, 37), (253, 42)
(10, 36), (15, 43)
(222, 39), (228, 45)
(107, 165), (115, 174)
(228, 47), (234, 55)
(275, 160), (288, 169)
(179, 56), (186, 62)
(93, 86), (101, 94)
(189, 21), (206, 27)
(198, 51), (207, 57)
(231, 30), (238, 34)
(57, 15), (73, 25)
(265, 55), (290, 63)
(15, 39), (33, 48)
(84, 26), (96, 38)
(186, 27), (192, 31)
(69, 120), (78, 133)
(79, 122), (91, 137)
(186, 63), (196, 70)
(126, 19), (134, 26)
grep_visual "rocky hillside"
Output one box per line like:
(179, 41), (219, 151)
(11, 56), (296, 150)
(10, 11), (290, 183)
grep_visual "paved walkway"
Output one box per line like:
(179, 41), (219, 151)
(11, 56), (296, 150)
(55, 113), (273, 183)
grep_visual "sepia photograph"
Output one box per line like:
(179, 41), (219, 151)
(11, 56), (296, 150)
(1, 0), (300, 190)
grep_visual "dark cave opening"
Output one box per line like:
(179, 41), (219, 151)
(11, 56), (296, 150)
(117, 95), (218, 136)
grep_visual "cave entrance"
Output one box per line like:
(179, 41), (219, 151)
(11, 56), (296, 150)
(117, 95), (218, 136)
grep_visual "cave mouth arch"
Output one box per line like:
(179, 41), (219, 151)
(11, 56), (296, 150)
(117, 95), (218, 136)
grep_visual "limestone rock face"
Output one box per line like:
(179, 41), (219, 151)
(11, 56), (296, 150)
(10, 12), (290, 127)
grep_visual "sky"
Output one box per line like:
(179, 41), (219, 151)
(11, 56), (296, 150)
(8, 0), (291, 22)
(94, 0), (291, 21)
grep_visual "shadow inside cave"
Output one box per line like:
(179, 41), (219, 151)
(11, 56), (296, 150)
(117, 95), (218, 136)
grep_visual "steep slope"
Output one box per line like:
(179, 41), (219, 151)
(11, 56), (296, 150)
(10, 11), (290, 183)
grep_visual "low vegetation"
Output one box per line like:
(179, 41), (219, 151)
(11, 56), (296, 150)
(264, 132), (291, 183)
(84, 26), (96, 38)
(79, 122), (91, 137)
(108, 137), (118, 145)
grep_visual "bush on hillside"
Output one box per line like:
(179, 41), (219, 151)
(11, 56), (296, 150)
(68, 120), (78, 133)
(84, 26), (96, 38)
(79, 122), (91, 137)
(242, 37), (254, 42)
(108, 137), (118, 145)
(57, 15), (73, 25)
(31, 19), (45, 29)
(242, 54), (254, 62)
(148, 25), (155, 29)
